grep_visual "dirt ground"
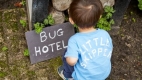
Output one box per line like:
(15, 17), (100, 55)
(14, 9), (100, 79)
(0, 0), (142, 80)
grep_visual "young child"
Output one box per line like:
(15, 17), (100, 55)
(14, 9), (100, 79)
(58, 0), (113, 80)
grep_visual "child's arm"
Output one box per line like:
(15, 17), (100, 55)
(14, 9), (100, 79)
(66, 57), (78, 66)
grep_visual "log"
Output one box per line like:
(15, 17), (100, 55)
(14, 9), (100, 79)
(32, 0), (49, 29)
(49, 8), (65, 25)
(100, 0), (115, 7)
(52, 0), (72, 11)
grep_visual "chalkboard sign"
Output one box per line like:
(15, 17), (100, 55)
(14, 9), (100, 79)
(25, 22), (75, 64)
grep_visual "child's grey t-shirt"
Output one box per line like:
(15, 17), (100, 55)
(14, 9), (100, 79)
(65, 29), (113, 80)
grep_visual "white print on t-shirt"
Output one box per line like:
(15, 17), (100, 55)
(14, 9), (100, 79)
(79, 37), (112, 68)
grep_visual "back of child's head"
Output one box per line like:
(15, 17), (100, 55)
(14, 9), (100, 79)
(69, 0), (103, 28)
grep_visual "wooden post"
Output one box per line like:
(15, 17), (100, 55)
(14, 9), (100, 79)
(110, 0), (131, 35)
(26, 0), (49, 30)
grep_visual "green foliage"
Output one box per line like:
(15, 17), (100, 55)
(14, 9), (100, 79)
(43, 14), (55, 25)
(73, 24), (79, 32)
(21, 0), (26, 6)
(34, 14), (55, 34)
(20, 20), (26, 27)
(0, 72), (7, 78)
(132, 18), (136, 22)
(47, 14), (55, 25)
(2, 46), (8, 52)
(43, 15), (55, 25)
(34, 22), (44, 34)
(23, 49), (29, 56)
(138, 0), (142, 10)
(96, 6), (115, 31)
(43, 19), (48, 25)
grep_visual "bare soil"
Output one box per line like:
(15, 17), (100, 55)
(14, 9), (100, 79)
(0, 0), (142, 80)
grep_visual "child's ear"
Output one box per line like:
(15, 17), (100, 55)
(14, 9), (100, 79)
(69, 17), (74, 24)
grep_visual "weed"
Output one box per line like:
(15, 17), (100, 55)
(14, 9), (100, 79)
(14, 0), (26, 7)
(20, 0), (26, 6)
(34, 14), (55, 34)
(20, 20), (26, 27)
(2, 46), (8, 52)
(43, 19), (48, 25)
(132, 18), (136, 22)
(130, 11), (134, 15)
(34, 22), (44, 34)
(138, 0), (142, 10)
(73, 24), (79, 32)
(65, 16), (69, 22)
(24, 49), (29, 56)
(47, 14), (55, 25)
(0, 72), (7, 78)
(43, 14), (55, 26)
(123, 15), (128, 19)
(96, 6), (115, 31)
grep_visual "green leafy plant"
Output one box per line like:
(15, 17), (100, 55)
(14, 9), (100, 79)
(43, 14), (55, 26)
(73, 24), (79, 32)
(132, 18), (136, 22)
(34, 22), (44, 34)
(47, 14), (55, 25)
(34, 14), (55, 34)
(20, 0), (26, 6)
(24, 49), (29, 56)
(96, 6), (115, 31)
(2, 46), (8, 52)
(138, 0), (142, 10)
(20, 20), (27, 27)
(43, 18), (48, 25)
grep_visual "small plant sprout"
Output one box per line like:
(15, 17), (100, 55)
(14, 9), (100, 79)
(73, 24), (79, 32)
(65, 16), (69, 22)
(138, 0), (142, 10)
(24, 49), (29, 56)
(130, 11), (134, 15)
(34, 22), (44, 34)
(96, 6), (115, 31)
(47, 14), (55, 25)
(43, 18), (48, 25)
(34, 14), (55, 34)
(20, 0), (26, 6)
(44, 14), (55, 25)
(123, 15), (127, 19)
(132, 18), (136, 22)
(20, 20), (27, 27)
(14, 0), (26, 7)
(2, 46), (8, 52)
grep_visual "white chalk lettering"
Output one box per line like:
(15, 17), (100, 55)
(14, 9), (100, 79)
(57, 28), (64, 36)
(62, 40), (67, 48)
(40, 31), (47, 42)
(49, 31), (56, 39)
(48, 43), (55, 52)
(42, 46), (49, 53)
(35, 47), (41, 56)
(56, 41), (62, 50)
